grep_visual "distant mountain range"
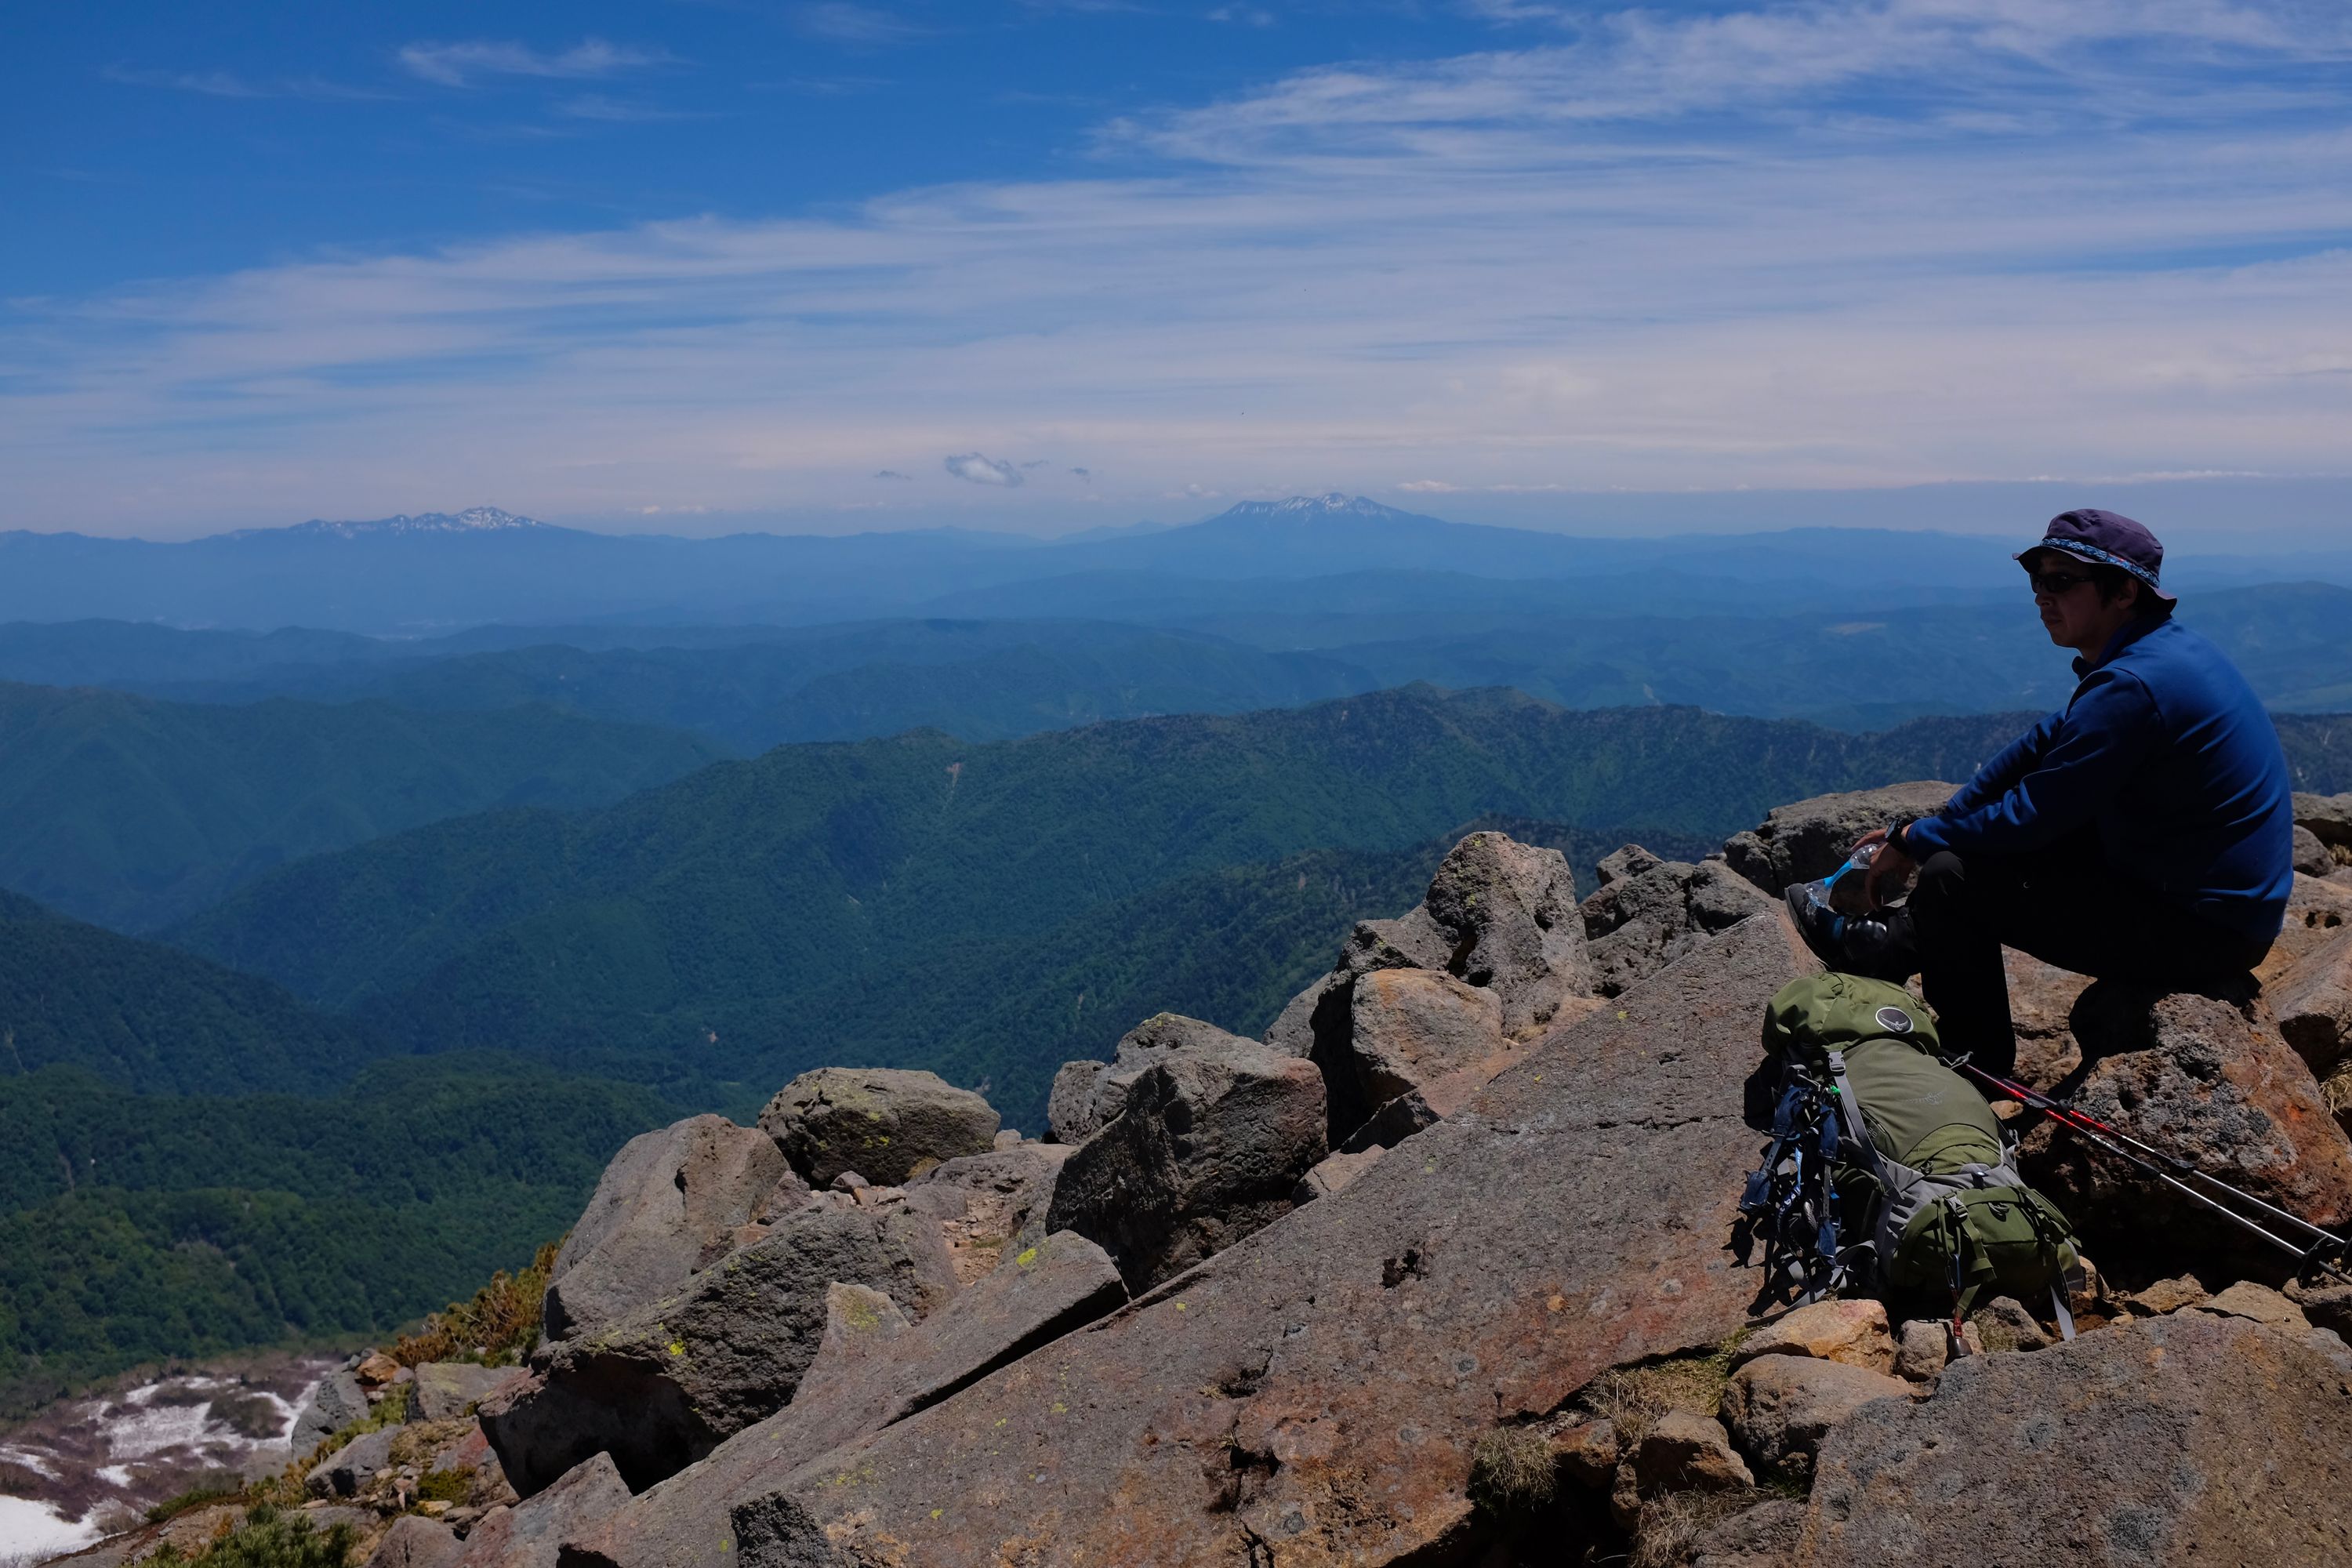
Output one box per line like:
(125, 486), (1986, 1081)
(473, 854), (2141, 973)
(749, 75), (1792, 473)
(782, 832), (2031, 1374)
(158, 688), (2056, 1120)
(0, 682), (725, 931)
(12, 494), (2346, 633)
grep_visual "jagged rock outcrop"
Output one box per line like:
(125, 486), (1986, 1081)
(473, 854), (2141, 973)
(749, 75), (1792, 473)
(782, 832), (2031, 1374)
(455, 1454), (631, 1568)
(309, 1427), (399, 1498)
(565, 1235), (1127, 1568)
(1423, 829), (1592, 1035)
(1581, 854), (1775, 997)
(1731, 1299), (1895, 1374)
(2298, 825), (2340, 877)
(480, 1207), (958, 1494)
(1046, 1013), (1265, 1145)
(628, 912), (1805, 1568)
(1719, 1356), (1912, 1483)
(898, 1142), (1073, 1286)
(541, 1116), (793, 1342)
(758, 1067), (999, 1187)
(2020, 980), (2352, 1279)
(292, 1368), (371, 1456)
(1044, 1033), (1327, 1290)
(2261, 873), (2352, 987)
(2278, 925), (2352, 1080)
(1798, 1312), (2352, 1565)
(1721, 781), (1953, 895)
(1262, 830), (1594, 1146)
(2298, 791), (2352, 858)
(409, 1363), (524, 1424)
(365, 1515), (464, 1568)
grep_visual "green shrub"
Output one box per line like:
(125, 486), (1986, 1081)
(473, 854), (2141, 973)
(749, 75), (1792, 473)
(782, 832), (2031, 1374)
(147, 1506), (355, 1568)
(144, 1476), (242, 1524)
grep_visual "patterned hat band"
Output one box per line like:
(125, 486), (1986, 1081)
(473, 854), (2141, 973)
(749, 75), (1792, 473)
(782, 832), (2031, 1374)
(2029, 536), (2165, 593)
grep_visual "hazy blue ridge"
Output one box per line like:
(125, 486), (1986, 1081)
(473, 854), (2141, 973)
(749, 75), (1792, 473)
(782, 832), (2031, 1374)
(0, 681), (729, 931)
(0, 1054), (676, 1414)
(0, 887), (393, 1096)
(167, 689), (2048, 1123)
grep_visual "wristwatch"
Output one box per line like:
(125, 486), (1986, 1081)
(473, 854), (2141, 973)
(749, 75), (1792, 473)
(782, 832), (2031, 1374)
(1886, 814), (1920, 851)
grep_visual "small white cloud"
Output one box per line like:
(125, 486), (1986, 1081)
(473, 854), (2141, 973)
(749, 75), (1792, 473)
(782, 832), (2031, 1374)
(1207, 6), (1276, 26)
(1396, 479), (1462, 493)
(945, 453), (1022, 486)
(556, 95), (694, 122)
(398, 38), (671, 88)
(794, 5), (927, 45)
(873, 469), (911, 481)
(103, 65), (263, 97)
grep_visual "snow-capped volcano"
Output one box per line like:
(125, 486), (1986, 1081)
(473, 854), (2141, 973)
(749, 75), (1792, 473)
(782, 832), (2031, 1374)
(277, 506), (549, 539)
(1216, 493), (1416, 522)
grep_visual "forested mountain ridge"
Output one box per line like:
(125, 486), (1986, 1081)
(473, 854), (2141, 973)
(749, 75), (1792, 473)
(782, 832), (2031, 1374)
(165, 689), (2040, 1120)
(0, 682), (727, 931)
(0, 1054), (675, 1413)
(0, 888), (390, 1096)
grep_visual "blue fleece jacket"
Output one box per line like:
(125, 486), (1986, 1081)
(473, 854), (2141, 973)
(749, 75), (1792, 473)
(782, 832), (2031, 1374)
(1903, 616), (2293, 946)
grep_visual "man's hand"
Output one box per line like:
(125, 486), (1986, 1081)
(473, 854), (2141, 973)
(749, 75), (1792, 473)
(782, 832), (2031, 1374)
(1864, 830), (1918, 910)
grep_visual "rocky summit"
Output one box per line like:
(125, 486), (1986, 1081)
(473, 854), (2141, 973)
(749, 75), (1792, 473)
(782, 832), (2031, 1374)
(56, 790), (2352, 1568)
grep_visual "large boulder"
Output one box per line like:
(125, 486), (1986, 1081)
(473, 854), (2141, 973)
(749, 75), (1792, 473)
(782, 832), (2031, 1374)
(1045, 1014), (1261, 1145)
(898, 1142), (1073, 1287)
(2020, 981), (2352, 1280)
(1421, 830), (1591, 1037)
(1719, 1355), (1911, 1483)
(2277, 925), (2352, 1079)
(478, 1206), (958, 1494)
(454, 1453), (631, 1568)
(757, 1068), (999, 1187)
(1260, 909), (1453, 1065)
(408, 1362), (524, 1424)
(364, 1515), (463, 1568)
(290, 1368), (370, 1457)
(542, 1115), (793, 1342)
(1798, 1312), (2352, 1565)
(306, 1426), (397, 1498)
(1265, 831), (1595, 1145)
(1045, 1034), (1327, 1291)
(2259, 873), (2352, 988)
(565, 1234), (1127, 1568)
(2296, 826), (2340, 878)
(2002, 945), (2093, 1088)
(1721, 781), (1954, 895)
(625, 912), (1807, 1568)
(1347, 967), (1506, 1112)
(1582, 855), (1776, 997)
(1731, 1299), (1895, 1374)
(2297, 791), (2352, 855)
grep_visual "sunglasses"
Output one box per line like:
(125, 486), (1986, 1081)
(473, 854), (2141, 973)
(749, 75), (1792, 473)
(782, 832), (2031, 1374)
(2026, 568), (2094, 595)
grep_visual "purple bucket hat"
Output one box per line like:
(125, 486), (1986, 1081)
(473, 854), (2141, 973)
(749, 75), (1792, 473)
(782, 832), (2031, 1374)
(2017, 508), (2176, 606)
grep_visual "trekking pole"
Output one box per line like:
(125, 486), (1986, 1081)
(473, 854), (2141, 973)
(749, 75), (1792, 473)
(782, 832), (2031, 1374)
(1961, 1061), (2350, 1250)
(1954, 1061), (2352, 1285)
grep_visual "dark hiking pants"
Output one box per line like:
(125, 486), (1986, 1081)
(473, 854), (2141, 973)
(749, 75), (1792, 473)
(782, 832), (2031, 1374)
(1906, 828), (2273, 1080)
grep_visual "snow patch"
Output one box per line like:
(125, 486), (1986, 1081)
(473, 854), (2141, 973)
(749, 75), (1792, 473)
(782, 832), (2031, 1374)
(0, 1494), (102, 1559)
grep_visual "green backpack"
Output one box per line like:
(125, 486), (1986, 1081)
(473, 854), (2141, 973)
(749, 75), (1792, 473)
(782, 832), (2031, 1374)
(1744, 973), (2082, 1329)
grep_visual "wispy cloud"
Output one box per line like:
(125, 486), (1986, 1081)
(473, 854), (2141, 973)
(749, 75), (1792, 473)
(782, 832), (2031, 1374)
(793, 5), (929, 45)
(398, 38), (673, 89)
(946, 453), (1024, 486)
(103, 65), (396, 101)
(555, 94), (699, 123)
(15, 1), (2352, 532)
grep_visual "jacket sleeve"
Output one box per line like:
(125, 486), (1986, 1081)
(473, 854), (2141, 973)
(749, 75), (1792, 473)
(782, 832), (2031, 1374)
(1938, 710), (2062, 819)
(1906, 672), (2159, 858)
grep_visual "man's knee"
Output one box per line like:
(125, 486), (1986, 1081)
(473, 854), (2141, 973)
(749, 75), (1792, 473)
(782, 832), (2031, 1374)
(1907, 850), (1970, 931)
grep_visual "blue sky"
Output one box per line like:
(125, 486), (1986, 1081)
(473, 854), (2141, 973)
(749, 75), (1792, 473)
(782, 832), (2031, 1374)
(5, 2), (2351, 538)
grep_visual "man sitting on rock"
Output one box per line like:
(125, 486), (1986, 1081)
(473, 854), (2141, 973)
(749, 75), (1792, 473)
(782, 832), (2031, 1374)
(1813, 509), (2295, 1079)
